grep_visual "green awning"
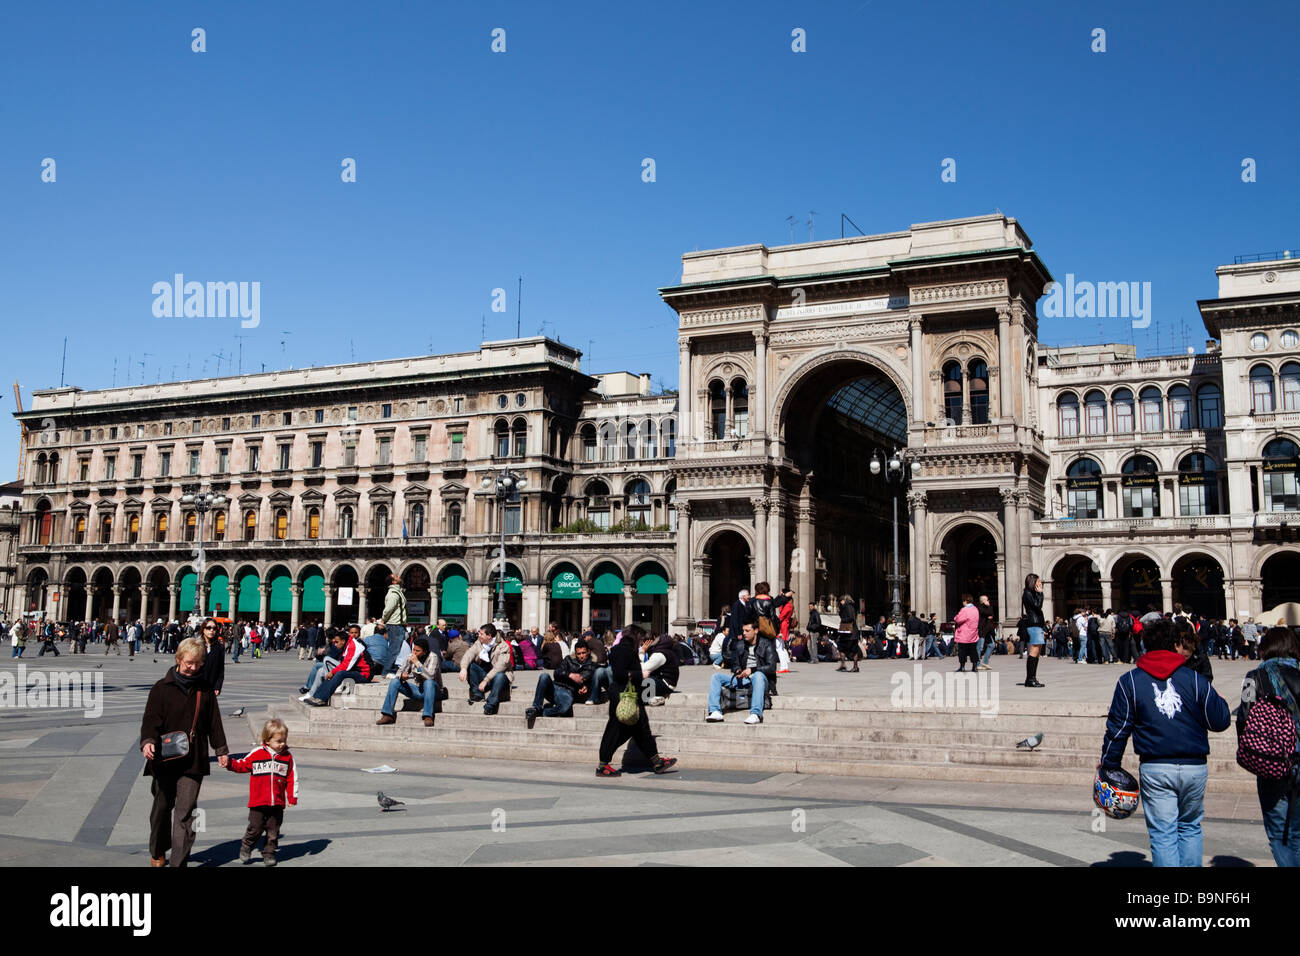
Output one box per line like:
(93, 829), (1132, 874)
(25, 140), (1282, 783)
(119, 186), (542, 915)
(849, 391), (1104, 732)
(490, 571), (522, 595)
(593, 571), (624, 595)
(302, 573), (325, 613)
(440, 573), (468, 616)
(636, 572), (668, 596)
(551, 570), (582, 600)
(178, 572), (197, 616)
(208, 573), (229, 615)
(269, 573), (293, 613)
(237, 572), (261, 613)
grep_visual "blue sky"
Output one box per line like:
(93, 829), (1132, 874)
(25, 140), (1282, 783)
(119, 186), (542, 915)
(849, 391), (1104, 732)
(2, 0), (1297, 479)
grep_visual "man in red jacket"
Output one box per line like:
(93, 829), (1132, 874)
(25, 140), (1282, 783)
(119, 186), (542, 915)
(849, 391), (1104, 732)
(304, 625), (372, 706)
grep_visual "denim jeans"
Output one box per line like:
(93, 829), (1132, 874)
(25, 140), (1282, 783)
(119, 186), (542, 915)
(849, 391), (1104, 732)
(232, 640), (241, 662)
(1257, 776), (1300, 867)
(979, 636), (995, 665)
(530, 673), (575, 717)
(12, 644), (24, 657)
(313, 667), (368, 703)
(1099, 634), (1116, 663)
(304, 658), (338, 696)
(923, 634), (939, 658)
(364, 635), (390, 675)
(707, 671), (768, 717)
(383, 624), (407, 675)
(590, 665), (614, 704)
(1075, 636), (1089, 663)
(466, 659), (510, 708)
(710, 653), (723, 666)
(1139, 762), (1208, 867)
(382, 676), (439, 719)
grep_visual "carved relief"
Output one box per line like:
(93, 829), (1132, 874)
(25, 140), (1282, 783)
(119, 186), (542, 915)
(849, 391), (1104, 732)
(769, 320), (908, 346)
(910, 279), (1008, 304)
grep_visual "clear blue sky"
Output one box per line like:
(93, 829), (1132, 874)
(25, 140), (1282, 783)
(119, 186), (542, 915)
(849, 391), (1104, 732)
(3, 1), (1297, 480)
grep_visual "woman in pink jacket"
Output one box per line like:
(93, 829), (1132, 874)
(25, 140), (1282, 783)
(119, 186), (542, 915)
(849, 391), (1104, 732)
(953, 594), (981, 672)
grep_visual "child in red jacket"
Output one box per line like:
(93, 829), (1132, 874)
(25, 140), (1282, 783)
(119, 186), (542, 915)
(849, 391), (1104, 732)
(227, 718), (298, 866)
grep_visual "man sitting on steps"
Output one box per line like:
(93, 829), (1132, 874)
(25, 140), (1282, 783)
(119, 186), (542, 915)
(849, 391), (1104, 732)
(458, 623), (513, 715)
(526, 640), (596, 727)
(705, 621), (777, 725)
(377, 635), (441, 727)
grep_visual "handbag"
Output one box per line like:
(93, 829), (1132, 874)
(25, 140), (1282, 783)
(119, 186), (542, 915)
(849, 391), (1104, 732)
(615, 680), (640, 725)
(159, 690), (201, 762)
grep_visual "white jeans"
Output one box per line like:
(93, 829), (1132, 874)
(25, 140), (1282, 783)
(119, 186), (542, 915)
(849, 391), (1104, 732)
(907, 635), (922, 659)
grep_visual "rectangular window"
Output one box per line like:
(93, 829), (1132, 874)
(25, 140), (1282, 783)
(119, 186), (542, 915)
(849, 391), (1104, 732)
(377, 437), (392, 465)
(347, 406), (358, 421)
(278, 444), (291, 470)
(217, 447), (230, 474)
(188, 450), (199, 475)
(83, 429), (91, 441)
(252, 414), (261, 427)
(413, 434), (427, 461)
(590, 509), (610, 530)
(163, 422), (172, 436)
(504, 504), (521, 534)
(283, 412), (293, 426)
(583, 432), (597, 462)
(222, 417), (231, 430)
(110, 427), (118, 439)
(1141, 399), (1163, 432)
(453, 398), (463, 413)
(1059, 406), (1079, 438)
(1122, 485), (1158, 519)
(191, 420), (200, 434)
(1266, 471), (1300, 512)
(314, 409), (324, 424)
(1067, 487), (1100, 519)
(1170, 397), (1192, 430)
(311, 441), (324, 468)
(1114, 401), (1134, 434)
(131, 454), (143, 478)
(159, 451), (171, 476)
(136, 425), (144, 438)
(105, 457), (116, 480)
(343, 443), (356, 467)
(248, 446), (260, 472)
(78, 459), (90, 481)
(449, 432), (464, 461)
(382, 403), (392, 419)
(1197, 393), (1221, 430)
(1180, 483), (1208, 517)
(1085, 403), (1106, 436)
(512, 430), (526, 457)
(416, 400), (428, 416)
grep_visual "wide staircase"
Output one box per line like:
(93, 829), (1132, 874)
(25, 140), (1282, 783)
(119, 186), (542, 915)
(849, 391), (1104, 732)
(264, 676), (1255, 793)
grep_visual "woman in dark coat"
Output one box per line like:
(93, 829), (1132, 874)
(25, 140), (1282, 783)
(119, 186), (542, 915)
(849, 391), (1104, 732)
(595, 625), (677, 777)
(836, 595), (860, 671)
(1022, 573), (1046, 688)
(198, 618), (225, 696)
(140, 637), (229, 866)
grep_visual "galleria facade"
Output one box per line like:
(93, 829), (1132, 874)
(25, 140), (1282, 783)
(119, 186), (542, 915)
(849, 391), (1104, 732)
(14, 214), (1300, 630)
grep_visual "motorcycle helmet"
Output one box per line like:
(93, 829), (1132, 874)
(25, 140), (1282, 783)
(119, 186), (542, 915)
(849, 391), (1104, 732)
(1094, 766), (1140, 819)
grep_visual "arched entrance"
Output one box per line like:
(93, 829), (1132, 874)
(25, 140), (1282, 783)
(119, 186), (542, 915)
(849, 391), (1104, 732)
(778, 357), (908, 615)
(363, 565), (393, 620)
(588, 561), (624, 632)
(63, 568), (88, 621)
(436, 564), (469, 629)
(548, 562), (583, 633)
(632, 560), (670, 633)
(266, 565), (294, 625)
(331, 565), (360, 625)
(1171, 554), (1225, 620)
(90, 568), (114, 621)
(145, 567), (171, 622)
(118, 567), (142, 623)
(401, 564), (432, 625)
(706, 530), (751, 622)
(1112, 554), (1163, 614)
(25, 568), (49, 618)
(1262, 552), (1300, 612)
(486, 562), (524, 629)
(299, 565), (327, 625)
(1051, 554), (1102, 617)
(942, 525), (998, 620)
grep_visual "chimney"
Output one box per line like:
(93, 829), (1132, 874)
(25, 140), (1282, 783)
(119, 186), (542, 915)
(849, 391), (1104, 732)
(639, 373), (651, 396)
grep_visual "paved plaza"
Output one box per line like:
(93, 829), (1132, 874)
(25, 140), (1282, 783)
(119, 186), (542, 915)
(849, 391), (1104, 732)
(0, 648), (1277, 867)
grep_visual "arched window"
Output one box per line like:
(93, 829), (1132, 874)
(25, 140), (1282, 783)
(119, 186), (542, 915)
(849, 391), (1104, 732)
(128, 513), (141, 544)
(1196, 384), (1222, 429)
(213, 510), (226, 541)
(446, 502), (462, 536)
(664, 418), (676, 458)
(709, 381), (726, 439)
(35, 454), (47, 486)
(155, 512), (168, 542)
(339, 505), (354, 539)
(732, 379), (749, 438)
(1121, 455), (1160, 518)
(1168, 385), (1192, 430)
(624, 421), (638, 460)
(626, 479), (651, 528)
(1263, 438), (1300, 512)
(47, 453), (59, 484)
(243, 510), (257, 541)
(308, 507), (321, 539)
(410, 503), (424, 537)
(943, 362), (964, 425)
(642, 420), (658, 459)
(599, 422), (617, 461)
(1066, 458), (1103, 519)
(511, 418), (527, 458)
(72, 514), (86, 544)
(1084, 390), (1107, 436)
(1251, 365), (1275, 414)
(100, 514), (113, 544)
(580, 424), (597, 462)
(34, 501), (52, 545)
(1178, 453), (1220, 516)
(1113, 388), (1135, 434)
(1139, 387), (1163, 432)
(1057, 392), (1079, 437)
(373, 504), (389, 538)
(274, 508), (288, 540)
(968, 360), (989, 425)
(494, 420), (510, 459)
(185, 512), (197, 541)
(586, 480), (610, 529)
(1281, 362), (1300, 411)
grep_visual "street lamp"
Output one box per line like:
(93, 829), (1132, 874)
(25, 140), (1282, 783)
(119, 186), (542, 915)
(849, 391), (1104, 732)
(869, 448), (921, 622)
(480, 466), (526, 626)
(180, 487), (226, 621)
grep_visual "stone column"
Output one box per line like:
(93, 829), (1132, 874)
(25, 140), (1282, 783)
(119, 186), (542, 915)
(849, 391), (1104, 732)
(907, 490), (928, 612)
(909, 316), (925, 424)
(691, 557), (708, 622)
(429, 583), (440, 624)
(538, 584), (549, 630)
(622, 584), (633, 629)
(996, 306), (1013, 419)
(752, 330), (767, 438)
(168, 585), (179, 623)
(356, 584), (368, 624)
(751, 497), (769, 585)
(322, 585), (335, 628)
(1158, 578), (1172, 612)
(1041, 579), (1055, 622)
(768, 495), (785, 590)
(86, 584), (98, 622)
(725, 385), (735, 437)
(196, 582), (207, 618)
(1160, 479), (1175, 520)
(929, 556), (947, 620)
(258, 584), (270, 623)
(226, 581), (238, 620)
(1100, 578), (1113, 614)
(796, 498), (816, 610)
(674, 502), (692, 624)
(677, 341), (691, 447)
(111, 585), (122, 624)
(139, 585), (152, 622)
(580, 585), (592, 632)
(1000, 487), (1021, 620)
(289, 584), (303, 630)
(667, 584), (678, 627)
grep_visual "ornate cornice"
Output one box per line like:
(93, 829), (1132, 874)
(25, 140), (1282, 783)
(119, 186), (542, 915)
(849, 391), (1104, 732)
(769, 320), (908, 346)
(910, 278), (1008, 305)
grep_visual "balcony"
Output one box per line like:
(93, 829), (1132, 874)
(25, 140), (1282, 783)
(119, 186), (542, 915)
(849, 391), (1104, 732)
(1036, 514), (1237, 534)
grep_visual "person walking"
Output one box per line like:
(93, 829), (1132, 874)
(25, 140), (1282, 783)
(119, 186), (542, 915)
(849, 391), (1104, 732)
(1237, 627), (1300, 866)
(198, 618), (225, 697)
(7, 618), (23, 658)
(1022, 573), (1046, 688)
(595, 624), (677, 777)
(836, 594), (860, 672)
(976, 595), (997, 670)
(140, 637), (229, 867)
(953, 595), (980, 672)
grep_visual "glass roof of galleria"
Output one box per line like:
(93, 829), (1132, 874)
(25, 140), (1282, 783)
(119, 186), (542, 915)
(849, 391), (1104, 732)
(826, 376), (908, 445)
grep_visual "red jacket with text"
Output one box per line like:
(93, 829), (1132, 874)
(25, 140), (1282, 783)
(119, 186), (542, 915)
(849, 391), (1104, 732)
(228, 745), (298, 808)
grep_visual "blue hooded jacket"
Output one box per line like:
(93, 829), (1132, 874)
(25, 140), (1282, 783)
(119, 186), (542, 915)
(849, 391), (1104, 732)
(1101, 650), (1231, 768)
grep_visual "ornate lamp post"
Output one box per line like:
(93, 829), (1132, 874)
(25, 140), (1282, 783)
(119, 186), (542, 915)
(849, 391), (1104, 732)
(869, 448), (921, 622)
(480, 466), (526, 625)
(180, 487), (226, 620)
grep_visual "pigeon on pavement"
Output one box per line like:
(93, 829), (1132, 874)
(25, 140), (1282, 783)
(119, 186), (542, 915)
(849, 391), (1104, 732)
(377, 791), (405, 811)
(230, 707), (246, 718)
(1016, 732), (1044, 751)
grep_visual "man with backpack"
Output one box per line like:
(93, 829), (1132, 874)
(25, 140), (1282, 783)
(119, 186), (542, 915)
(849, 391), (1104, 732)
(1099, 618), (1232, 866)
(1236, 627), (1300, 867)
(1113, 608), (1134, 663)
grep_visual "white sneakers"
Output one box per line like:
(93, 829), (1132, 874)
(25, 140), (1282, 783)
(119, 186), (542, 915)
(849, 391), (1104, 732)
(744, 713), (762, 724)
(705, 711), (724, 722)
(648, 696), (666, 706)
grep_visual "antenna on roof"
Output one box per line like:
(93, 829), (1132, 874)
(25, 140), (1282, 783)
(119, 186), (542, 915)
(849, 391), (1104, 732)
(517, 275), (522, 339)
(279, 331), (292, 368)
(786, 215), (796, 243)
(808, 210), (817, 241)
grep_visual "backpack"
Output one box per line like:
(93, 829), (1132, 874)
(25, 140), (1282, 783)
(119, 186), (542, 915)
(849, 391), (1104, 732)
(1237, 693), (1298, 781)
(1114, 612), (1131, 637)
(1130, 614), (1142, 635)
(757, 615), (776, 639)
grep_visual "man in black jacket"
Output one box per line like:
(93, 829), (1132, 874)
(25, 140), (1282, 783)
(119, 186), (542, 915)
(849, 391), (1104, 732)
(730, 590), (755, 636)
(705, 621), (778, 724)
(527, 641), (596, 725)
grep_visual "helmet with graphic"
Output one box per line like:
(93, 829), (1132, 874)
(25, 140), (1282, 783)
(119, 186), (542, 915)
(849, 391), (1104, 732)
(1094, 765), (1140, 819)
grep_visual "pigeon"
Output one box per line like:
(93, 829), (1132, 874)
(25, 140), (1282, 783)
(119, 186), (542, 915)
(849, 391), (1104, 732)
(95, 664), (104, 669)
(1016, 732), (1044, 751)
(230, 707), (246, 718)
(377, 791), (405, 811)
